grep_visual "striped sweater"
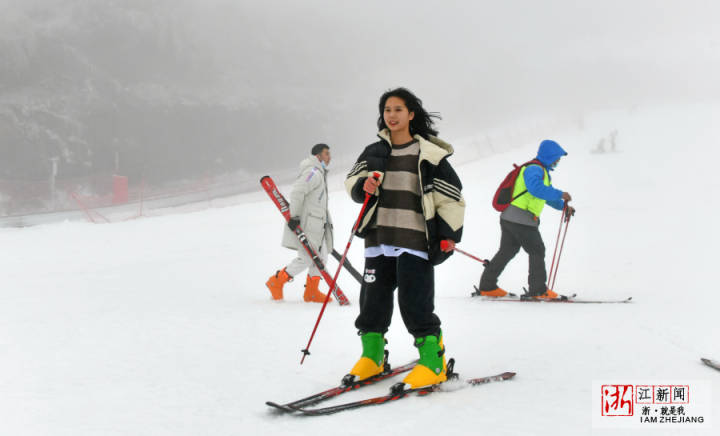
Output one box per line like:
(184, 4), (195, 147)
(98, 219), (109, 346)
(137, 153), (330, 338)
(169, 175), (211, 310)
(345, 129), (465, 265)
(365, 140), (428, 252)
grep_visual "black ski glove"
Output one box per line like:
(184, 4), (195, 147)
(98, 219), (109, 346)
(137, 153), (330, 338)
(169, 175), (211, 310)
(288, 216), (301, 231)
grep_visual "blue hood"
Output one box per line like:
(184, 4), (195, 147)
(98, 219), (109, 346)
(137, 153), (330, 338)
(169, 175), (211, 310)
(536, 139), (567, 169)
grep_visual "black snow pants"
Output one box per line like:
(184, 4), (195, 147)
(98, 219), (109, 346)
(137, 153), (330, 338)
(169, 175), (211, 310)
(479, 219), (547, 295)
(355, 253), (440, 338)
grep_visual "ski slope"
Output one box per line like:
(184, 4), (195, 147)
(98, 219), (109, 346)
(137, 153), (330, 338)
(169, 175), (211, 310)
(1, 103), (718, 435)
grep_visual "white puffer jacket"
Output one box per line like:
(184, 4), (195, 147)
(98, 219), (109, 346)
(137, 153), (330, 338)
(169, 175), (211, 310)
(281, 156), (334, 251)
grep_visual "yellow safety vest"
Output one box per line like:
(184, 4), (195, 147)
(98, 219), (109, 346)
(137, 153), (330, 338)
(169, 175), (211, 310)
(510, 164), (550, 217)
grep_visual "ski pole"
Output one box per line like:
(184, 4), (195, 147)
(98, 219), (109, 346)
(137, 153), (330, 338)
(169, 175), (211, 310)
(300, 172), (380, 364)
(547, 205), (567, 288)
(548, 207), (572, 291)
(549, 214), (571, 291)
(440, 240), (488, 266)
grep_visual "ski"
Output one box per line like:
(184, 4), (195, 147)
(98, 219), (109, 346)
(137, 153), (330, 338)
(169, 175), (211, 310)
(480, 295), (632, 304)
(331, 249), (363, 284)
(701, 357), (720, 371)
(471, 287), (576, 301)
(260, 176), (350, 306)
(288, 366), (516, 416)
(471, 287), (632, 304)
(266, 358), (419, 413)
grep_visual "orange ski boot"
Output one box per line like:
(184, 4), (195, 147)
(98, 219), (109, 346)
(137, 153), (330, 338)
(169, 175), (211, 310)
(478, 288), (508, 297)
(535, 289), (559, 300)
(303, 275), (332, 303)
(265, 268), (291, 300)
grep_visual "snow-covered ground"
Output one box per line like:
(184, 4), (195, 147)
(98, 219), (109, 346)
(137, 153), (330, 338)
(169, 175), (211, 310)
(1, 103), (719, 435)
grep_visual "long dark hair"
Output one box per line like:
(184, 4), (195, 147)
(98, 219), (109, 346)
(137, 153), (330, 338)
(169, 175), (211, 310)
(377, 87), (441, 139)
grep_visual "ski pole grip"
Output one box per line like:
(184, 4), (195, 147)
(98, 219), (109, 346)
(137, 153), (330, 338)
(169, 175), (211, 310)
(363, 172), (381, 200)
(440, 240), (451, 251)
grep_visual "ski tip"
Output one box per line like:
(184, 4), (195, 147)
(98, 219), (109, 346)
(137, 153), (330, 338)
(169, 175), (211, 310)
(266, 401), (295, 413)
(260, 176), (272, 188)
(466, 371), (518, 385)
(700, 358), (720, 371)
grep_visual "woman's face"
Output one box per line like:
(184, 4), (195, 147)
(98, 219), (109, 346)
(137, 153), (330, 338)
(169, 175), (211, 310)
(383, 96), (415, 134)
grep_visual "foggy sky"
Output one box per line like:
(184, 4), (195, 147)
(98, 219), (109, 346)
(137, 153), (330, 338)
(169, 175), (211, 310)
(188, 0), (720, 134)
(2, 0), (719, 177)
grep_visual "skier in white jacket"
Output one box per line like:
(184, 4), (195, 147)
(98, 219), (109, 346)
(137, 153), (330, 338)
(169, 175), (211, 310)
(266, 144), (335, 303)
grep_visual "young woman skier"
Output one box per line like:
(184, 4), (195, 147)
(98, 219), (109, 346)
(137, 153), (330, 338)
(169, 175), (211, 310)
(343, 87), (465, 389)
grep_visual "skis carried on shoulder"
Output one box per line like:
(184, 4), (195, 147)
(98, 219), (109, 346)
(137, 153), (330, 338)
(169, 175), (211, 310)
(266, 357), (418, 413)
(260, 176), (350, 306)
(286, 359), (516, 416)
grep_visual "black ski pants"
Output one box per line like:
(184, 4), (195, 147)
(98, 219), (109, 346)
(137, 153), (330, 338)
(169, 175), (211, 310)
(479, 219), (547, 295)
(355, 253), (441, 338)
